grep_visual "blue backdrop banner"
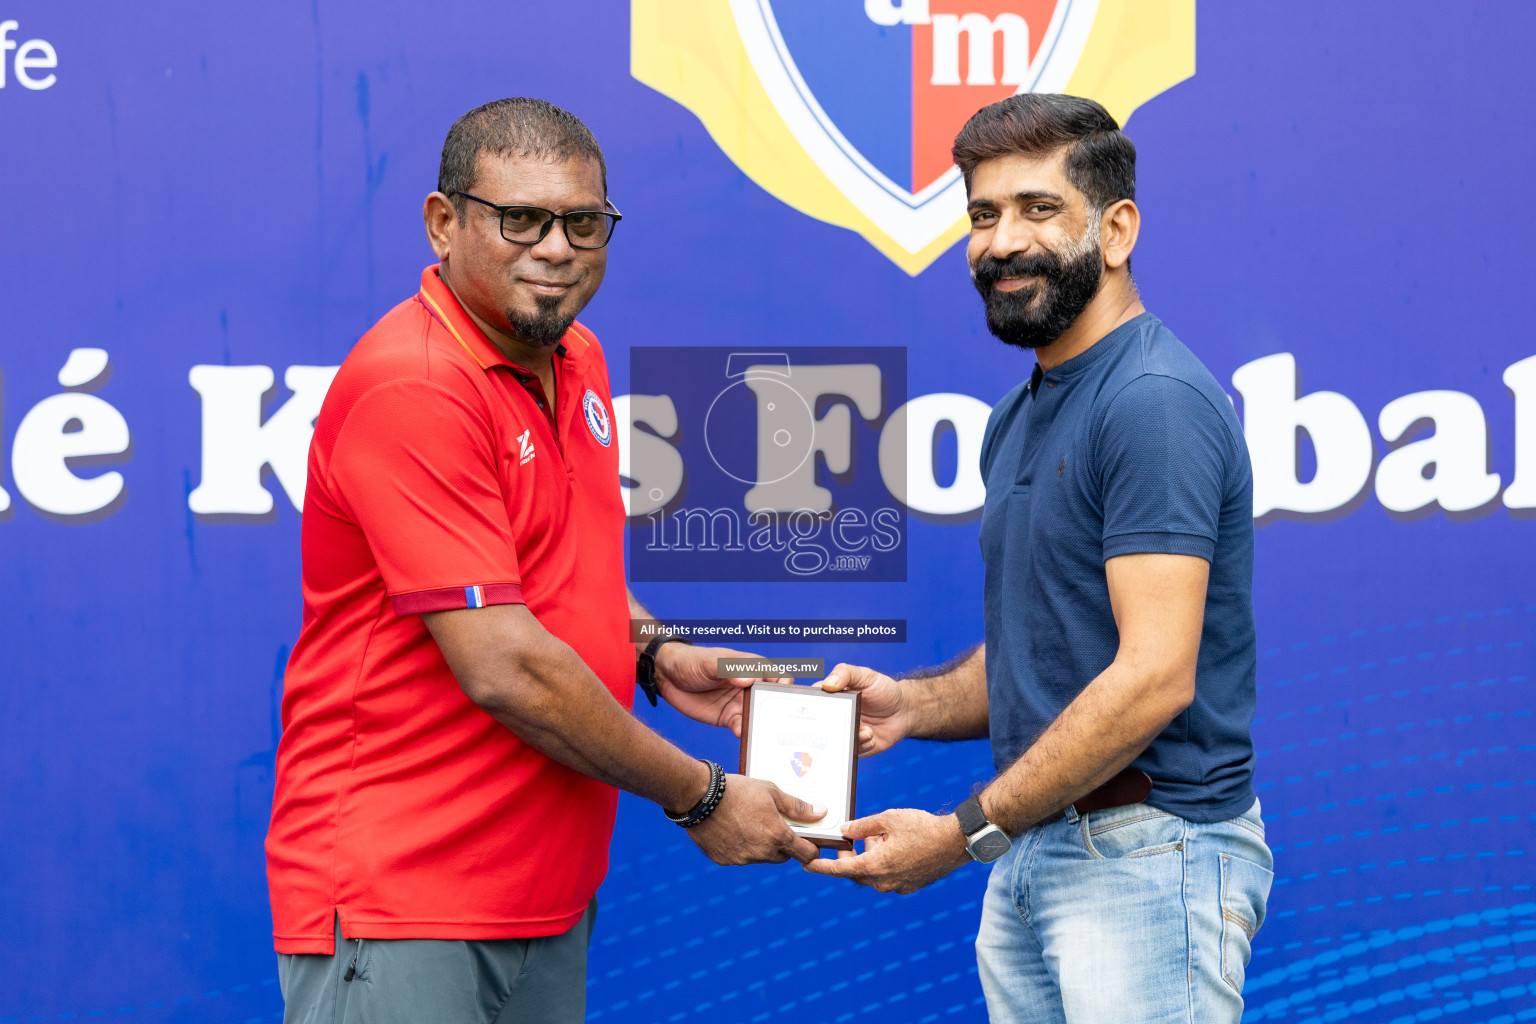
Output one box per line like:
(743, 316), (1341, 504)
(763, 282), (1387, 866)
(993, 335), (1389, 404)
(1, 3), (1532, 1023)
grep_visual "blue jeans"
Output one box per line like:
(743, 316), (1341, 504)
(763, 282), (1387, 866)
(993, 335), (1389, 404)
(976, 799), (1273, 1023)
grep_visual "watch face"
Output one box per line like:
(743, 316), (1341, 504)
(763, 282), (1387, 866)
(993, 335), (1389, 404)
(971, 829), (1012, 863)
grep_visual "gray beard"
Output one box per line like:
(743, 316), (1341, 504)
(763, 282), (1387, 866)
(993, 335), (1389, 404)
(507, 295), (575, 347)
(970, 219), (1104, 352)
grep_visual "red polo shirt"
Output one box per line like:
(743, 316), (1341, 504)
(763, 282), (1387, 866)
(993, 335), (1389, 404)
(266, 265), (632, 954)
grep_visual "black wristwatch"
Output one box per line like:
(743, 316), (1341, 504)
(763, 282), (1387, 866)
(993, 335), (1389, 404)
(636, 633), (693, 706)
(956, 795), (1012, 863)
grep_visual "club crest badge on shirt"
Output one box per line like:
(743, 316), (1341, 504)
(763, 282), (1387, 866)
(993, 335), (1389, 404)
(583, 389), (612, 446)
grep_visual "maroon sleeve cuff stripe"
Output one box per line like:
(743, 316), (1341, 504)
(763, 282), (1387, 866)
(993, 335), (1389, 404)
(390, 583), (525, 616)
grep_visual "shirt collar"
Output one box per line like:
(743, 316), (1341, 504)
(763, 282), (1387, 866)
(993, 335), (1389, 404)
(1040, 311), (1153, 385)
(417, 264), (590, 373)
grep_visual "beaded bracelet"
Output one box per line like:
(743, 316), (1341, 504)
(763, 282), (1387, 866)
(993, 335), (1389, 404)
(666, 759), (726, 828)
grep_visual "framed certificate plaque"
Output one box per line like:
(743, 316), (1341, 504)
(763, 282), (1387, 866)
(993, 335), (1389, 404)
(739, 682), (861, 849)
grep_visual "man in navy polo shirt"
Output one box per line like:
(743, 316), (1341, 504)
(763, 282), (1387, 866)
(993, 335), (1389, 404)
(808, 94), (1273, 1022)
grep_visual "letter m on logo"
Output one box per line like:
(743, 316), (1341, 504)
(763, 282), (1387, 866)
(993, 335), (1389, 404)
(930, 12), (1029, 86)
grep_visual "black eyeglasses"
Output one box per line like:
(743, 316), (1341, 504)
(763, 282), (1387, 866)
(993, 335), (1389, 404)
(456, 192), (621, 249)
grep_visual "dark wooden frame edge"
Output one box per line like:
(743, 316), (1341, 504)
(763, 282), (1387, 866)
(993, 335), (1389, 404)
(739, 681), (861, 851)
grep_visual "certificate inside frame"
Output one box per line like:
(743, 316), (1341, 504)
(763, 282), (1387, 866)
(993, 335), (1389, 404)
(739, 682), (860, 849)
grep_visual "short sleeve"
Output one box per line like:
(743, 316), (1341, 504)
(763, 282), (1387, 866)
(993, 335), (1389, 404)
(1097, 375), (1233, 563)
(330, 378), (524, 615)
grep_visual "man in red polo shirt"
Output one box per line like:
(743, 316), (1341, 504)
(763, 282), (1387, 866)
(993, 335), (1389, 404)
(267, 98), (821, 1024)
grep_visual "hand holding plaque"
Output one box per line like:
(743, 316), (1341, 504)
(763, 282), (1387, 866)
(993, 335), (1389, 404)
(739, 682), (861, 849)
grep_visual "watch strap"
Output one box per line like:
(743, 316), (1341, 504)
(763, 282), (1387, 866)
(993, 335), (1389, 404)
(637, 633), (693, 707)
(956, 795), (990, 838)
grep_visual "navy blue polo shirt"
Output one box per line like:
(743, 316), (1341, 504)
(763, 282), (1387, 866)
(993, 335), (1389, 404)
(978, 312), (1257, 823)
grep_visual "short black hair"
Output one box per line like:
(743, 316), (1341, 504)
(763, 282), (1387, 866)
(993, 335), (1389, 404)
(952, 94), (1135, 215)
(437, 97), (606, 219)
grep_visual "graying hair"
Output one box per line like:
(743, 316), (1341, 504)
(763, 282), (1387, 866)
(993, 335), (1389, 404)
(437, 97), (606, 219)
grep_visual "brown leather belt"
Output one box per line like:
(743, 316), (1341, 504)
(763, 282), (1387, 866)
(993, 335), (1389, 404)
(1073, 766), (1154, 815)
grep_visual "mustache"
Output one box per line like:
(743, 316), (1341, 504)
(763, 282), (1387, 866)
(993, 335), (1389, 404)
(972, 251), (1067, 292)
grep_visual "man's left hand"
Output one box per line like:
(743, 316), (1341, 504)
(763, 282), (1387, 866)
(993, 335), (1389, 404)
(802, 808), (972, 894)
(653, 644), (786, 735)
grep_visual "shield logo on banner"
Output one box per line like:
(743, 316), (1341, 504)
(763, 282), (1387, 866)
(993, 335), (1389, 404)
(632, 0), (1194, 275)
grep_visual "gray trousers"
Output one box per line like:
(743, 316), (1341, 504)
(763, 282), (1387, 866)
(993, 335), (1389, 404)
(278, 901), (597, 1024)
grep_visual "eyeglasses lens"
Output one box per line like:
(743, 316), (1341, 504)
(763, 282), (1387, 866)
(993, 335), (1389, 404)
(500, 207), (555, 243)
(563, 212), (613, 247)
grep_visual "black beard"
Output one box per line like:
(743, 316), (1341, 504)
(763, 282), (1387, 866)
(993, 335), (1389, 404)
(972, 242), (1103, 351)
(506, 294), (576, 347)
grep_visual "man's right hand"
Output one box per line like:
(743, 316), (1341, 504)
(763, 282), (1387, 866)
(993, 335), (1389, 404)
(687, 775), (822, 865)
(817, 664), (910, 757)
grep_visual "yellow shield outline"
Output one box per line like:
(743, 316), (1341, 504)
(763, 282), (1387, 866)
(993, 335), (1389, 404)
(632, 0), (1195, 276)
